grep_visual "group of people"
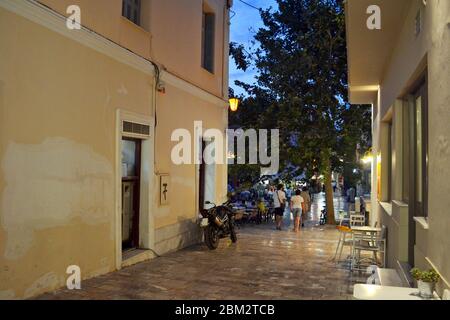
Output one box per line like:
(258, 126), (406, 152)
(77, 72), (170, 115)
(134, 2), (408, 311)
(271, 184), (311, 232)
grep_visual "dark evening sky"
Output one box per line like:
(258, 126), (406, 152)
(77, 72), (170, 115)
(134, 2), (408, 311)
(229, 0), (277, 96)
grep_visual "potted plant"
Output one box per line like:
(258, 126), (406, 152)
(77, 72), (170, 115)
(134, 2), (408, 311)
(410, 268), (440, 298)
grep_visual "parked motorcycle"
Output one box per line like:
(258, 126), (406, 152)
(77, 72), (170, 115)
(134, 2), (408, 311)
(199, 200), (237, 250)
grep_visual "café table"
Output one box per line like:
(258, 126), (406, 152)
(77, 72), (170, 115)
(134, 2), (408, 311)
(350, 226), (382, 271)
(351, 226), (381, 233)
(354, 284), (440, 300)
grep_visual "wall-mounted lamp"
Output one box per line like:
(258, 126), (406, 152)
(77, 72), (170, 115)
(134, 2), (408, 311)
(361, 155), (373, 164)
(361, 149), (374, 164)
(229, 98), (239, 112)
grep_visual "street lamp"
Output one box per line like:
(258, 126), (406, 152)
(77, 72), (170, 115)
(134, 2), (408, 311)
(361, 154), (373, 164)
(229, 98), (239, 112)
(361, 149), (373, 164)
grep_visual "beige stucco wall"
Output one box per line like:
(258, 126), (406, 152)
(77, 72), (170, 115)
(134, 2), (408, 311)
(425, 0), (450, 292)
(374, 0), (450, 290)
(0, 1), (228, 298)
(38, 0), (228, 99)
(153, 83), (228, 229)
(0, 7), (149, 298)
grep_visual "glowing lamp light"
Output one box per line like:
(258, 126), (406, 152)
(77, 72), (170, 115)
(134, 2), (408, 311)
(361, 149), (374, 164)
(361, 155), (373, 164)
(229, 98), (239, 112)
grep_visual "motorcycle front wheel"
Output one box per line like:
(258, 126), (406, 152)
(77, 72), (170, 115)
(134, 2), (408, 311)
(205, 224), (220, 250)
(230, 221), (237, 243)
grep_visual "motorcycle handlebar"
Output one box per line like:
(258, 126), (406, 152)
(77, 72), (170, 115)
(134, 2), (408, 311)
(204, 200), (235, 214)
(205, 199), (232, 207)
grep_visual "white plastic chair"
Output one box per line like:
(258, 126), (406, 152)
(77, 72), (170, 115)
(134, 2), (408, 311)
(350, 214), (365, 227)
(351, 225), (387, 271)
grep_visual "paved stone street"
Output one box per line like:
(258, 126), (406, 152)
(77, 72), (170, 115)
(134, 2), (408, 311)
(37, 193), (364, 300)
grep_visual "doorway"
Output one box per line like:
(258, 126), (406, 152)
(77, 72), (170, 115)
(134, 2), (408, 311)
(199, 139), (216, 211)
(121, 137), (141, 250)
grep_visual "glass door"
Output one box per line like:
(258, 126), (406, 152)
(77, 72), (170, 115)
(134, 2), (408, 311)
(121, 138), (141, 250)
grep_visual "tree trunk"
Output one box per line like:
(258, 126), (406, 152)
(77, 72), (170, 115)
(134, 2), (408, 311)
(323, 157), (336, 225)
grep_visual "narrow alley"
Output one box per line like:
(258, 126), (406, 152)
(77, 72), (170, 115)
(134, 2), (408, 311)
(37, 193), (362, 300)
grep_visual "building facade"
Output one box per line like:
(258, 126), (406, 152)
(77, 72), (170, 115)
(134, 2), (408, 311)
(346, 0), (450, 296)
(0, 0), (231, 299)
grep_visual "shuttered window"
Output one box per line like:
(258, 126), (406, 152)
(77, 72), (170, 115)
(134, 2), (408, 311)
(202, 12), (215, 73)
(122, 0), (141, 25)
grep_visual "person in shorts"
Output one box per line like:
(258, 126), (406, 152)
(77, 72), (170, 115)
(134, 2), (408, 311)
(290, 189), (305, 232)
(272, 184), (286, 230)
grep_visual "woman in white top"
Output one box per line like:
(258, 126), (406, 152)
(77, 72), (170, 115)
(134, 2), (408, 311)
(273, 184), (286, 230)
(290, 189), (305, 232)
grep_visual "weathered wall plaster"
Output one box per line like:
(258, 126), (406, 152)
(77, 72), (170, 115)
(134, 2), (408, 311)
(0, 1), (228, 298)
(1, 138), (113, 260)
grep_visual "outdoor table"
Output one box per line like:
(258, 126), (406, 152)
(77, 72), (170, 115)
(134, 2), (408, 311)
(350, 226), (382, 271)
(351, 226), (381, 233)
(353, 284), (440, 300)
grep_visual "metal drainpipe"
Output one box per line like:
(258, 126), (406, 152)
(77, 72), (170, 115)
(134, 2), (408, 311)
(150, 61), (160, 175)
(222, 1), (231, 100)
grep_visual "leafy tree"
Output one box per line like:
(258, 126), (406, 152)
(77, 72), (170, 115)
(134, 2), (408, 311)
(229, 0), (371, 224)
(227, 86), (276, 190)
(229, 42), (250, 72)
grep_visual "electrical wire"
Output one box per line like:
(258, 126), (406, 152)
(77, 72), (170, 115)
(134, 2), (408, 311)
(230, 9), (237, 19)
(238, 0), (261, 11)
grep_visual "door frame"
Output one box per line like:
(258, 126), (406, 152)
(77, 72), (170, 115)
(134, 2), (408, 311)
(115, 109), (155, 269)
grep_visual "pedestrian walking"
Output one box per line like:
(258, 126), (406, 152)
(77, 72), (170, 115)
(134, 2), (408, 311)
(290, 189), (305, 232)
(300, 187), (311, 227)
(273, 183), (286, 230)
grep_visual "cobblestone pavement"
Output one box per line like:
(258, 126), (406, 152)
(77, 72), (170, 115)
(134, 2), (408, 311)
(37, 193), (365, 300)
